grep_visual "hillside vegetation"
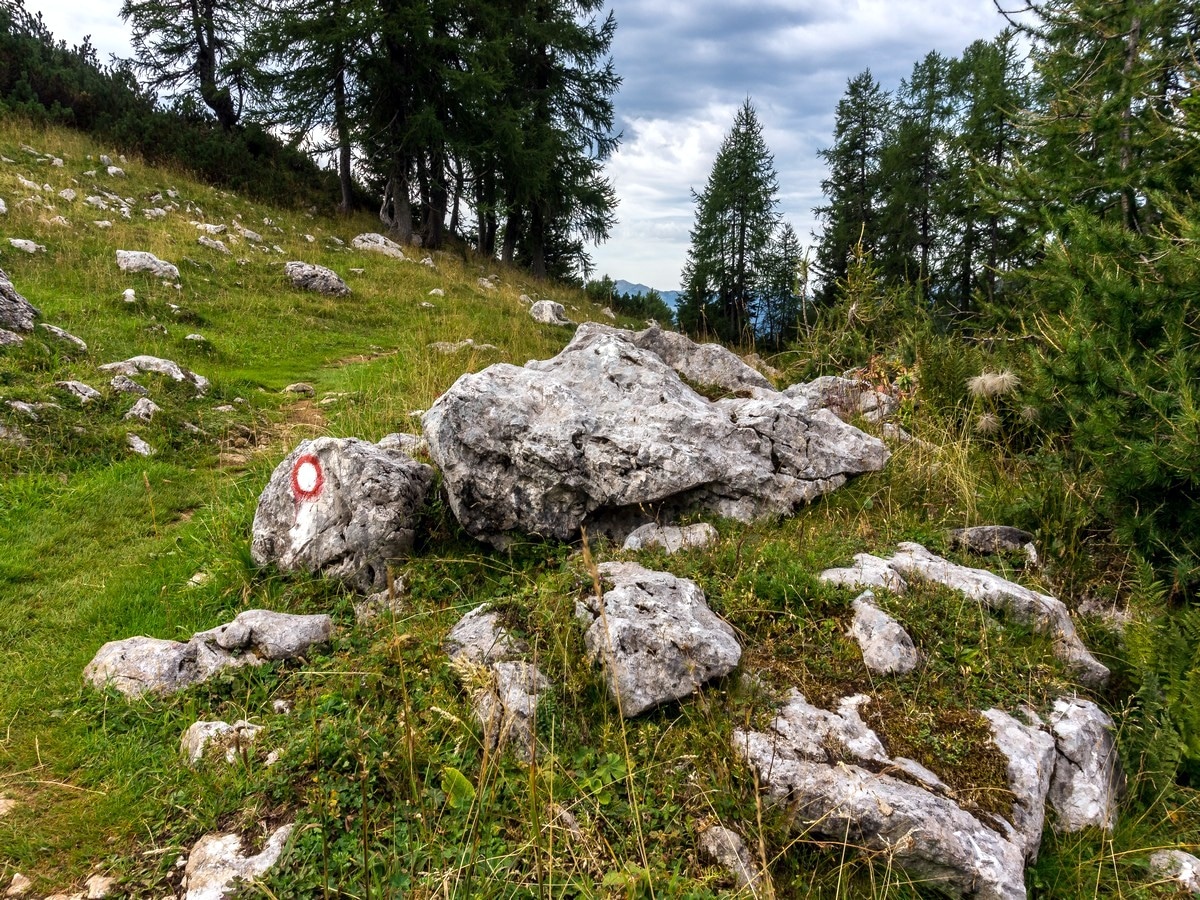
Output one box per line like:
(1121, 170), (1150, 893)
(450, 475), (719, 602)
(1, 119), (1198, 899)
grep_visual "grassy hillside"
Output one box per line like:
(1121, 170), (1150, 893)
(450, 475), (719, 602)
(1, 118), (1196, 898)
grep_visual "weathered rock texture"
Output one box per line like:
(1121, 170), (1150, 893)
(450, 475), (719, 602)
(1148, 850), (1200, 894)
(948, 526), (1036, 557)
(576, 562), (741, 716)
(0, 267), (39, 333)
(848, 591), (919, 675)
(251, 437), (434, 592)
(181, 719), (263, 766)
(423, 324), (888, 545)
(1047, 698), (1124, 832)
(622, 522), (719, 554)
(99, 355), (210, 395)
(983, 708), (1056, 861)
(529, 299), (572, 326)
(351, 232), (405, 258)
(820, 552), (908, 594)
(182, 824), (293, 900)
(116, 249), (179, 279)
(697, 825), (767, 897)
(284, 261), (350, 296)
(735, 690), (1028, 900)
(783, 375), (898, 423)
(84, 610), (332, 698)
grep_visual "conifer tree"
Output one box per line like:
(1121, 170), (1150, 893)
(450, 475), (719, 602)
(678, 98), (780, 341)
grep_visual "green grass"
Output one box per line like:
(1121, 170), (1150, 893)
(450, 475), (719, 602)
(2, 117), (1198, 898)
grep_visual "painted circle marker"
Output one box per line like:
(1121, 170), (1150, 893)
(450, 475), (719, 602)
(291, 454), (324, 502)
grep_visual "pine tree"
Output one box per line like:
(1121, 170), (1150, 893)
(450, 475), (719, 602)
(679, 98), (780, 342)
(757, 223), (806, 349)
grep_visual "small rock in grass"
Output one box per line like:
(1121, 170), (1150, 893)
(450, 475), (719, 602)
(848, 591), (919, 675)
(1148, 850), (1200, 894)
(116, 250), (179, 280)
(0, 424), (29, 446)
(622, 522), (718, 554)
(124, 398), (161, 421)
(0, 796), (16, 818)
(284, 261), (349, 296)
(85, 874), (116, 898)
(127, 433), (155, 456)
(56, 380), (101, 403)
(122, 288), (136, 303)
(5, 873), (32, 897)
(429, 288), (444, 296)
(8, 239), (45, 254)
(180, 719), (262, 766)
(100, 355), (208, 395)
(39, 323), (87, 351)
(283, 382), (314, 396)
(185, 333), (206, 342)
(57, 188), (76, 201)
(106, 165), (125, 177)
(529, 299), (572, 326)
(182, 825), (293, 900)
(697, 825), (767, 897)
(0, 328), (23, 347)
(197, 235), (229, 254)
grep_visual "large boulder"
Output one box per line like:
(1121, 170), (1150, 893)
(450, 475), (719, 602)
(251, 437), (435, 592)
(575, 562), (741, 716)
(0, 267), (39, 333)
(423, 325), (888, 545)
(735, 690), (1028, 900)
(116, 249), (179, 280)
(285, 261), (350, 296)
(84, 610), (332, 698)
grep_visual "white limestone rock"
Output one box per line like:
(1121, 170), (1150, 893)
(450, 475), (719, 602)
(697, 825), (767, 897)
(529, 299), (572, 326)
(8, 239), (45, 254)
(1148, 850), (1200, 894)
(622, 522), (719, 554)
(124, 397), (161, 421)
(56, 380), (101, 403)
(1047, 697), (1124, 832)
(284, 261), (349, 296)
(100, 355), (209, 395)
(182, 824), (293, 900)
(38, 323), (86, 351)
(181, 720), (263, 766)
(198, 235), (230, 254)
(784, 375), (898, 424)
(126, 433), (155, 456)
(351, 232), (405, 258)
(848, 591), (919, 675)
(1, 268), (38, 333)
(820, 552), (908, 594)
(983, 708), (1057, 861)
(116, 250), (179, 280)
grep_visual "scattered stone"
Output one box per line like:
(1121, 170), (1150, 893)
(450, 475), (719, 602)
(429, 288), (444, 296)
(1148, 850), (1200, 894)
(424, 325), (888, 546)
(45, 215), (71, 227)
(5, 873), (32, 897)
(109, 375), (147, 395)
(377, 432), (427, 456)
(198, 235), (230, 254)
(283, 382), (314, 396)
(16, 175), (40, 191)
(181, 719), (263, 766)
(353, 581), (407, 625)
(348, 267), (364, 275)
(1047, 697), (1124, 832)
(85, 196), (108, 209)
(56, 380), (101, 403)
(419, 301), (435, 309)
(84, 874), (116, 899)
(8, 238), (45, 254)
(284, 261), (349, 296)
(477, 277), (496, 290)
(85, 610), (332, 698)
(697, 825), (767, 897)
(428, 338), (498, 354)
(250, 437), (435, 592)
(124, 397), (161, 421)
(518, 293), (533, 304)
(0, 796), (15, 818)
(182, 824), (293, 900)
(1, 267), (39, 332)
(303, 234), (315, 242)
(887, 543), (1109, 687)
(126, 433), (155, 456)
(185, 333), (206, 342)
(601, 306), (615, 319)
(949, 525), (1038, 565)
(100, 154), (112, 165)
(93, 219), (113, 229)
(734, 690), (1027, 900)
(0, 328), (23, 347)
(351, 232), (406, 258)
(195, 223), (226, 234)
(38, 323), (87, 351)
(622, 522), (719, 554)
(446, 604), (525, 665)
(819, 552), (908, 594)
(0, 198), (6, 215)
(848, 591), (919, 675)
(106, 166), (125, 177)
(100, 355), (209, 395)
(0, 423), (30, 446)
(576, 562), (741, 717)
(783, 375), (898, 424)
(116, 250), (180, 280)
(57, 188), (76, 202)
(529, 299), (573, 326)
(143, 207), (167, 220)
(421, 256), (435, 267)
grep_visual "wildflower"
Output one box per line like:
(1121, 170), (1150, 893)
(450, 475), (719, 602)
(974, 412), (1002, 435)
(966, 370), (1021, 398)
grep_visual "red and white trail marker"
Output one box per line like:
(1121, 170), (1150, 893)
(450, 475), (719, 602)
(291, 454), (324, 502)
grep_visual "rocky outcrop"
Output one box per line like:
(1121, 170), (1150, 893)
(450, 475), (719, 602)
(622, 522), (719, 554)
(250, 437), (435, 593)
(116, 250), (179, 280)
(1047, 698), (1124, 832)
(576, 562), (741, 716)
(351, 232), (405, 258)
(735, 690), (1028, 900)
(182, 824), (293, 900)
(84, 610), (332, 698)
(529, 300), (572, 326)
(284, 261), (350, 296)
(820, 552), (908, 594)
(983, 708), (1056, 861)
(1, 267), (39, 333)
(423, 325), (889, 546)
(848, 591), (919, 675)
(99, 355), (210, 395)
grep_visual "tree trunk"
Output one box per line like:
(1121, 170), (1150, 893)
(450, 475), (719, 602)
(334, 63), (353, 215)
(1119, 15), (1142, 232)
(380, 161), (413, 243)
(501, 210), (520, 265)
(194, 0), (237, 129)
(448, 158), (464, 237)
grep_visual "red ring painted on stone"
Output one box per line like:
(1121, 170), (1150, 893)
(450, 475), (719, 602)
(291, 453), (325, 502)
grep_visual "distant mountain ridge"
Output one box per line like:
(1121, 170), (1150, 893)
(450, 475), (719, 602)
(614, 279), (682, 309)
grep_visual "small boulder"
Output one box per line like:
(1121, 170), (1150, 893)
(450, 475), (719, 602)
(250, 437), (435, 592)
(576, 562), (741, 716)
(99, 355), (209, 395)
(0, 423), (30, 446)
(446, 604), (525, 665)
(697, 825), (767, 897)
(0, 328), (23, 347)
(351, 232), (405, 259)
(983, 707), (1056, 861)
(1148, 850), (1200, 894)
(622, 522), (719, 554)
(848, 591), (919, 675)
(124, 397), (161, 421)
(198, 235), (230, 254)
(529, 300), (572, 326)
(1047, 697), (1124, 832)
(57, 188), (76, 202)
(282, 382), (315, 396)
(56, 380), (101, 403)
(110, 375), (147, 395)
(126, 433), (155, 456)
(116, 250), (179, 280)
(182, 824), (293, 900)
(0, 267), (39, 333)
(8, 238), (45, 254)
(820, 552), (908, 594)
(181, 720), (262, 766)
(284, 261), (349, 296)
(39, 323), (87, 350)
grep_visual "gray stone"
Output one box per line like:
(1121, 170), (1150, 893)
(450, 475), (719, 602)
(198, 235), (230, 254)
(351, 232), (405, 259)
(353, 582), (407, 625)
(446, 604), (525, 665)
(424, 326), (889, 546)
(181, 720), (262, 766)
(735, 691), (1027, 900)
(282, 382), (314, 396)
(127, 433), (155, 456)
(1047, 697), (1124, 832)
(1148, 850), (1200, 894)
(5, 873), (31, 897)
(529, 299), (572, 326)
(622, 522), (719, 554)
(38, 324), (86, 350)
(143, 207), (167, 219)
(182, 824), (293, 900)
(1, 268), (40, 333)
(284, 261), (349, 296)
(0, 328), (22, 347)
(110, 375), (147, 395)
(697, 825), (767, 897)
(377, 432), (427, 456)
(576, 562), (741, 716)
(250, 437), (435, 592)
(784, 375), (898, 424)
(0, 198), (6, 215)
(949, 525), (1035, 555)
(124, 398), (161, 421)
(820, 552), (908, 594)
(84, 610), (333, 699)
(56, 380), (101, 403)
(0, 424), (30, 447)
(983, 708), (1056, 861)
(195, 223), (226, 234)
(8, 238), (45, 254)
(106, 165), (125, 177)
(116, 250), (179, 279)
(887, 543), (1109, 687)
(99, 355), (209, 395)
(429, 338), (498, 354)
(84, 874), (115, 899)
(848, 591), (919, 675)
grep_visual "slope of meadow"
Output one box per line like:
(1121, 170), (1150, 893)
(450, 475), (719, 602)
(0, 119), (1196, 898)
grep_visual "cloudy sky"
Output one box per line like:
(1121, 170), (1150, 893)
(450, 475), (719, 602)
(29, 0), (1016, 290)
